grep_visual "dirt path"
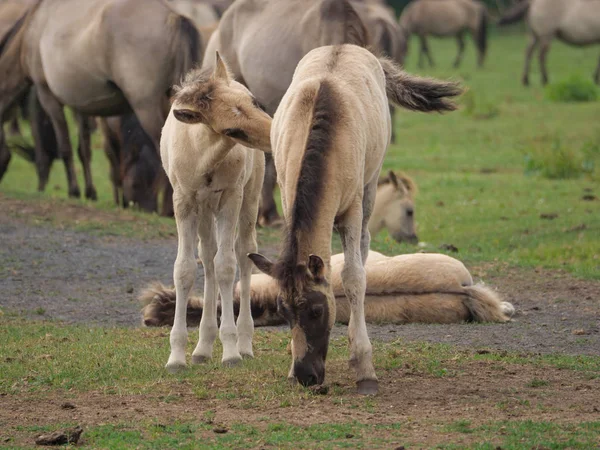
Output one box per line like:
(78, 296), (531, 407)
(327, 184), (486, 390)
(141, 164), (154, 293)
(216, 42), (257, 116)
(1, 199), (599, 355)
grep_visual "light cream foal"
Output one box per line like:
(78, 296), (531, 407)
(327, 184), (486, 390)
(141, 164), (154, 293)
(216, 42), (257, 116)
(161, 53), (271, 371)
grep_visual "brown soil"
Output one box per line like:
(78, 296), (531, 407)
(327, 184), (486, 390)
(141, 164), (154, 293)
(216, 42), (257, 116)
(1, 360), (599, 448)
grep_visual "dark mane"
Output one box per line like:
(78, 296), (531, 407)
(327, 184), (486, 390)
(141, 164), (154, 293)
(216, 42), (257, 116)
(0, 11), (28, 58)
(274, 80), (338, 292)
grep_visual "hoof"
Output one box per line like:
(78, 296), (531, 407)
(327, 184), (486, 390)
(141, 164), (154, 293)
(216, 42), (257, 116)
(357, 379), (379, 396)
(191, 354), (211, 365)
(68, 187), (81, 198)
(241, 352), (254, 360)
(222, 356), (242, 367)
(86, 187), (98, 201)
(165, 362), (187, 374)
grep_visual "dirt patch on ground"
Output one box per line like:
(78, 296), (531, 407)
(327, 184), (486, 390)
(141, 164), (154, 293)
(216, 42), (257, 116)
(2, 197), (599, 355)
(1, 360), (599, 447)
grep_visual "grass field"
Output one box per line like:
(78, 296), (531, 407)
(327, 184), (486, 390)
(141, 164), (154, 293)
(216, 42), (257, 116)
(2, 30), (600, 448)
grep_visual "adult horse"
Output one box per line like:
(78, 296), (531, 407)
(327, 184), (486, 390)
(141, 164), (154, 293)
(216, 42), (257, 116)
(203, 0), (404, 226)
(141, 251), (515, 328)
(248, 39), (461, 393)
(399, 0), (489, 68)
(498, 0), (600, 85)
(0, 0), (201, 210)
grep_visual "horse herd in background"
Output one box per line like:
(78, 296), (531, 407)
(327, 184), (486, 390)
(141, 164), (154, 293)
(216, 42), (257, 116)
(0, 0), (597, 392)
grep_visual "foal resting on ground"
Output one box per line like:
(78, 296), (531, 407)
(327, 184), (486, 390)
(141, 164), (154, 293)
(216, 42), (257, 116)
(161, 53), (271, 371)
(248, 43), (462, 394)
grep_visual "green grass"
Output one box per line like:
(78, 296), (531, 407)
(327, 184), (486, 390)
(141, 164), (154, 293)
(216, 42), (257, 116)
(1, 33), (599, 281)
(2, 316), (600, 448)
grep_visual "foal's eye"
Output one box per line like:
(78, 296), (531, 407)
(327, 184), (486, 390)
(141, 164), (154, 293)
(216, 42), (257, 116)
(252, 98), (266, 112)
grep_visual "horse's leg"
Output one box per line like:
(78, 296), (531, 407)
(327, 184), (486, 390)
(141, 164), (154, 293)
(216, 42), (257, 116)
(130, 103), (173, 216)
(214, 188), (244, 366)
(258, 154), (280, 226)
(422, 36), (435, 67)
(75, 113), (98, 201)
(389, 105), (396, 144)
(595, 53), (600, 85)
(28, 89), (55, 192)
(538, 36), (552, 86)
(338, 202), (377, 395)
(454, 32), (466, 69)
(166, 193), (199, 372)
(236, 159), (263, 358)
(35, 85), (81, 198)
(192, 213), (219, 363)
(522, 34), (538, 86)
(360, 179), (377, 265)
(99, 119), (122, 206)
(0, 114), (11, 182)
(418, 35), (427, 68)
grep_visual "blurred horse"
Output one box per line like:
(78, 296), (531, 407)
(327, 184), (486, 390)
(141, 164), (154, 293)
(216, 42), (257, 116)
(203, 0), (406, 226)
(370, 170), (419, 244)
(141, 251), (515, 327)
(498, 0), (600, 85)
(0, 0), (202, 213)
(399, 0), (489, 68)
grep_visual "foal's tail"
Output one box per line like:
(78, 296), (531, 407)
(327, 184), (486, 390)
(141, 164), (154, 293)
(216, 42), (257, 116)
(139, 282), (204, 328)
(378, 57), (463, 112)
(462, 284), (515, 323)
(497, 0), (530, 26)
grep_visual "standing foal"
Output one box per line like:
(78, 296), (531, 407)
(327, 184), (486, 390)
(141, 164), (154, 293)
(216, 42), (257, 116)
(249, 44), (461, 394)
(161, 53), (271, 371)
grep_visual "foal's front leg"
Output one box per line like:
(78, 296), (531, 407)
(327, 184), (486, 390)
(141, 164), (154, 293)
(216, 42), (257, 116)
(339, 205), (378, 395)
(166, 197), (199, 372)
(215, 189), (244, 366)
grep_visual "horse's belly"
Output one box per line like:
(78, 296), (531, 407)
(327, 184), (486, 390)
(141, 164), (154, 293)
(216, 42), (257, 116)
(558, 8), (600, 45)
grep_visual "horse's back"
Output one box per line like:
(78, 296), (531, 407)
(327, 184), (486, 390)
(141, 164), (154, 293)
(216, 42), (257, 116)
(401, 0), (479, 35)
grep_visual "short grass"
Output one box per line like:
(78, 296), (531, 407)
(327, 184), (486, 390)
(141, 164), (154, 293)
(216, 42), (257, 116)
(1, 32), (599, 278)
(2, 316), (600, 448)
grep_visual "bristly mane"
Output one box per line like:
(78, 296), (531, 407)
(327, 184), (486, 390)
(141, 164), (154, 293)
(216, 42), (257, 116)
(273, 80), (337, 292)
(172, 66), (215, 107)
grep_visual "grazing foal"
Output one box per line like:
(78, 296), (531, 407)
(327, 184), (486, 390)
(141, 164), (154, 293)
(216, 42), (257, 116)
(249, 43), (461, 394)
(161, 53), (271, 371)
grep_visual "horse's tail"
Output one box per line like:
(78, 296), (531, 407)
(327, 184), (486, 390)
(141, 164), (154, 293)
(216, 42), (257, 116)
(320, 0), (369, 48)
(139, 282), (204, 328)
(497, 0), (530, 26)
(462, 284), (515, 323)
(169, 13), (203, 91)
(475, 6), (488, 65)
(378, 57), (463, 112)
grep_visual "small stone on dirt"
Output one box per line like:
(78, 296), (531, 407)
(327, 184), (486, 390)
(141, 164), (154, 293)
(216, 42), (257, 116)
(309, 384), (329, 395)
(540, 213), (558, 220)
(572, 329), (589, 335)
(213, 427), (228, 434)
(126, 285), (134, 294)
(345, 433), (354, 439)
(60, 402), (76, 410)
(35, 426), (82, 446)
(476, 349), (491, 355)
(439, 243), (459, 253)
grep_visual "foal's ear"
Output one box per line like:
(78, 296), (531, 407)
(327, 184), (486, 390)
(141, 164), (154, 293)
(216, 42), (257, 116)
(388, 170), (399, 189)
(248, 253), (274, 276)
(213, 51), (232, 84)
(308, 254), (326, 283)
(173, 109), (205, 124)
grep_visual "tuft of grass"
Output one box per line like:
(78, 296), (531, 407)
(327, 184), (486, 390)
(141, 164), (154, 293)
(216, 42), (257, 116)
(461, 89), (500, 120)
(526, 378), (549, 388)
(523, 134), (600, 180)
(546, 75), (598, 103)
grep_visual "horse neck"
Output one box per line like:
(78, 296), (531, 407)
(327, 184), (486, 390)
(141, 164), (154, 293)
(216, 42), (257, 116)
(188, 125), (236, 174)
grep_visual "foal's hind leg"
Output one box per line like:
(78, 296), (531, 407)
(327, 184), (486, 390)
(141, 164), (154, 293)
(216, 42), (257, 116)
(522, 34), (538, 86)
(75, 113), (98, 200)
(35, 85), (81, 198)
(338, 202), (378, 395)
(193, 214), (219, 364)
(166, 194), (199, 372)
(214, 188), (244, 366)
